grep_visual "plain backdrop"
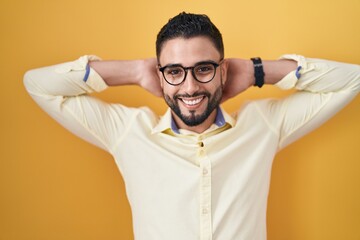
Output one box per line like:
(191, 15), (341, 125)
(0, 0), (359, 239)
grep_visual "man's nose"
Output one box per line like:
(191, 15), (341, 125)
(181, 70), (200, 94)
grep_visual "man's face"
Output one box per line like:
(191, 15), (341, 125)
(158, 36), (227, 128)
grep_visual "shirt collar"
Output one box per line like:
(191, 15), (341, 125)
(151, 106), (235, 135)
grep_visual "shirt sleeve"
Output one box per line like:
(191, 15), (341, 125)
(254, 54), (360, 151)
(23, 55), (140, 153)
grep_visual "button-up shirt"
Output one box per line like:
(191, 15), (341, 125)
(24, 55), (359, 240)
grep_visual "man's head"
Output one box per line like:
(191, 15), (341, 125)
(156, 12), (227, 132)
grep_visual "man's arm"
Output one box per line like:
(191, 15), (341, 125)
(24, 55), (160, 152)
(223, 55), (360, 149)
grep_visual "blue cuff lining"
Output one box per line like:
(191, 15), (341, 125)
(83, 63), (91, 82)
(295, 66), (302, 79)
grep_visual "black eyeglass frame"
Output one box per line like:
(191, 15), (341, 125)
(158, 60), (223, 86)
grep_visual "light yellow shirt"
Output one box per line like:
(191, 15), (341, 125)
(24, 55), (359, 240)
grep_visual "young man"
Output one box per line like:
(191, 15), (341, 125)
(24, 12), (359, 240)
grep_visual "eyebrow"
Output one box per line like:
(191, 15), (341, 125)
(160, 60), (219, 68)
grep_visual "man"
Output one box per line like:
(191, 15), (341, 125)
(24, 12), (359, 240)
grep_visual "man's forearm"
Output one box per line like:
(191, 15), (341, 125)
(239, 59), (298, 86)
(262, 59), (298, 85)
(223, 58), (298, 101)
(89, 59), (144, 86)
(89, 58), (163, 97)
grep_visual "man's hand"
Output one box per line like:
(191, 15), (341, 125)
(221, 59), (254, 103)
(138, 58), (163, 97)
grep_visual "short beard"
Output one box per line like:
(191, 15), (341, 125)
(164, 86), (223, 127)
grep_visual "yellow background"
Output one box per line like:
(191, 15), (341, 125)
(1, 0), (359, 239)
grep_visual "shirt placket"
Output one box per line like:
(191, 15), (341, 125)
(197, 136), (212, 240)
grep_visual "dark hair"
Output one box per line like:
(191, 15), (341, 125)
(156, 12), (224, 60)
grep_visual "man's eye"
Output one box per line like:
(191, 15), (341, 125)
(196, 65), (214, 74)
(166, 68), (182, 76)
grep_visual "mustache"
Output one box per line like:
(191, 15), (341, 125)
(174, 91), (211, 100)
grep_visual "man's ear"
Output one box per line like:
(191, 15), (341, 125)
(220, 59), (229, 86)
(157, 66), (164, 89)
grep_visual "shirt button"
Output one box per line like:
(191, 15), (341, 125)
(202, 208), (208, 214)
(198, 142), (204, 147)
(203, 168), (208, 175)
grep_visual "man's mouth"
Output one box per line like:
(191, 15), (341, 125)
(179, 96), (205, 106)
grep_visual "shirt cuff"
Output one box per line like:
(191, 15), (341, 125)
(54, 55), (108, 92)
(274, 54), (307, 90)
(81, 55), (108, 92)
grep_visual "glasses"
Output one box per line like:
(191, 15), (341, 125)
(158, 60), (222, 86)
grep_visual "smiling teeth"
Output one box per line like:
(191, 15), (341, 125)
(182, 97), (203, 106)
